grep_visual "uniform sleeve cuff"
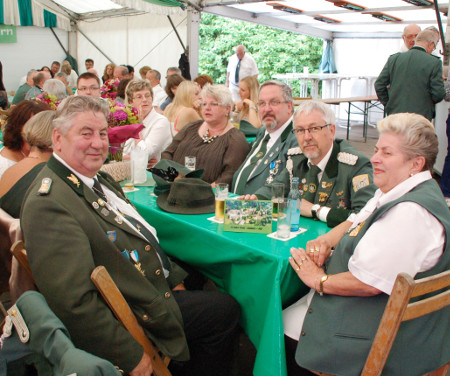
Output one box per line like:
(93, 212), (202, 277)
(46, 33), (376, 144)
(318, 206), (330, 222)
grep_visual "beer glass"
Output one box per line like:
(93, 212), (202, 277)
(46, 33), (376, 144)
(271, 183), (284, 219)
(215, 183), (228, 222)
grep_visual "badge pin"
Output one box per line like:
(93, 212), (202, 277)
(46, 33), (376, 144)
(101, 208), (110, 216)
(107, 231), (117, 242)
(115, 216), (123, 224)
(67, 174), (80, 188)
(98, 198), (105, 206)
(92, 202), (99, 209)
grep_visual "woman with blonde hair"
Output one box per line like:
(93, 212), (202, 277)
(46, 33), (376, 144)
(164, 80), (202, 136)
(233, 76), (261, 136)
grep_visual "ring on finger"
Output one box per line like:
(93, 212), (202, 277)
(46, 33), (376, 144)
(309, 249), (315, 253)
(301, 257), (306, 261)
(295, 267), (299, 271)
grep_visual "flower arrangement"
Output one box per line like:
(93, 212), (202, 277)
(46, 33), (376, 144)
(35, 92), (60, 110)
(107, 100), (143, 162)
(101, 79), (119, 100)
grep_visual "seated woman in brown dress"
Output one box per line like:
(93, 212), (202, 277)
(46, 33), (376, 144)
(161, 84), (250, 186)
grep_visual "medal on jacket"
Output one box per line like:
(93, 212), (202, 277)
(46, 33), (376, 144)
(130, 250), (146, 276)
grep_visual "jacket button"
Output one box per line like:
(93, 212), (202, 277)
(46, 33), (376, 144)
(142, 314), (149, 321)
(308, 308), (313, 313)
(301, 331), (306, 336)
(145, 245), (151, 252)
(164, 292), (171, 299)
(155, 269), (161, 276)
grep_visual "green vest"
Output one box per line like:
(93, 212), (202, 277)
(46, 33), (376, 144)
(296, 179), (450, 376)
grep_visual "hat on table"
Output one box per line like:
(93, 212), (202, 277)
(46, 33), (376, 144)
(156, 177), (215, 214)
(150, 159), (203, 196)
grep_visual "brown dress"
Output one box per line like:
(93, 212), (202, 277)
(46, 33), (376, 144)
(161, 120), (250, 185)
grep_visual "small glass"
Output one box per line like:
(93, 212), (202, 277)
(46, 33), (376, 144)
(230, 111), (240, 129)
(123, 160), (134, 190)
(277, 199), (292, 239)
(215, 183), (229, 222)
(271, 183), (285, 219)
(185, 156), (196, 171)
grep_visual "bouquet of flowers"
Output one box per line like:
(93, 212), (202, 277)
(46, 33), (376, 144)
(35, 92), (60, 110)
(101, 79), (120, 100)
(107, 100), (143, 162)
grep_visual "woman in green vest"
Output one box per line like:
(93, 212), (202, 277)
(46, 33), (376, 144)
(283, 112), (449, 376)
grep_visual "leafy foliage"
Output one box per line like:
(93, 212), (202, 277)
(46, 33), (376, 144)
(198, 14), (324, 96)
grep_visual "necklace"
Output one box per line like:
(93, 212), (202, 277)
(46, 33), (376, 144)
(202, 128), (219, 144)
(27, 155), (42, 160)
(202, 123), (229, 144)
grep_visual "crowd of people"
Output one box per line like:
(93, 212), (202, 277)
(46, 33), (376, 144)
(0, 34), (449, 376)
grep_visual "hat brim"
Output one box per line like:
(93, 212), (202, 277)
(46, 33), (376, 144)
(156, 190), (215, 215)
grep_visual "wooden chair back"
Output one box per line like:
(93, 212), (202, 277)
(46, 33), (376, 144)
(10, 240), (34, 284)
(362, 271), (450, 376)
(91, 266), (171, 376)
(313, 271), (450, 376)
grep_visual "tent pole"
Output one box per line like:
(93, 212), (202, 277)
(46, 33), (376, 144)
(76, 26), (115, 64)
(187, 8), (200, 79)
(167, 15), (187, 53)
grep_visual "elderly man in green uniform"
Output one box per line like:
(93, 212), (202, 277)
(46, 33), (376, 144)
(241, 100), (376, 228)
(20, 96), (240, 376)
(232, 80), (298, 195)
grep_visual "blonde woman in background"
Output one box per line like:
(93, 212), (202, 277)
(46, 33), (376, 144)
(164, 80), (202, 136)
(233, 76), (261, 136)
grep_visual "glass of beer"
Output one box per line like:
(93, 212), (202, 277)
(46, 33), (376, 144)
(271, 183), (284, 219)
(123, 161), (134, 190)
(215, 183), (228, 222)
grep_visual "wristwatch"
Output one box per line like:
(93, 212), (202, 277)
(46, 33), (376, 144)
(311, 204), (321, 220)
(318, 274), (329, 296)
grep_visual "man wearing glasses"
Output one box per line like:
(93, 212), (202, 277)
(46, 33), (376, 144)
(232, 80), (298, 195)
(375, 29), (445, 121)
(243, 100), (376, 228)
(77, 72), (102, 98)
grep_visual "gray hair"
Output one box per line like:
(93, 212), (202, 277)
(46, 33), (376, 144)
(116, 65), (129, 76)
(416, 29), (439, 44)
(294, 100), (336, 125)
(201, 84), (233, 108)
(53, 96), (109, 135)
(377, 113), (438, 171)
(125, 79), (153, 105)
(22, 110), (55, 151)
(43, 79), (68, 101)
(27, 69), (37, 78)
(259, 80), (293, 103)
(167, 67), (182, 75)
(149, 69), (161, 81)
(55, 72), (68, 80)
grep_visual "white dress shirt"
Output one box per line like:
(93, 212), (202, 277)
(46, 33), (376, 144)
(152, 85), (167, 108)
(123, 108), (172, 160)
(227, 53), (259, 86)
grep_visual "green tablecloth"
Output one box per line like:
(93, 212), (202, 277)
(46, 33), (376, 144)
(127, 186), (329, 376)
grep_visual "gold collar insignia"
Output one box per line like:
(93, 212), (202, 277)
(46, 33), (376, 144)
(67, 174), (80, 188)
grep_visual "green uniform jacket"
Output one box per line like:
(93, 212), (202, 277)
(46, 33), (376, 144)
(21, 156), (189, 374)
(374, 46), (445, 121)
(255, 139), (376, 227)
(297, 179), (450, 376)
(231, 121), (298, 195)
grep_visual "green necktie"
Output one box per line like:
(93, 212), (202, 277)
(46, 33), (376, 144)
(302, 164), (321, 202)
(234, 134), (270, 194)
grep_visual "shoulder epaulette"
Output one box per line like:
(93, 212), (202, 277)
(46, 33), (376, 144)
(287, 147), (302, 156)
(337, 152), (358, 166)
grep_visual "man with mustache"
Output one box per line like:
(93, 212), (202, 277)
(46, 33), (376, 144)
(242, 100), (376, 228)
(232, 80), (298, 194)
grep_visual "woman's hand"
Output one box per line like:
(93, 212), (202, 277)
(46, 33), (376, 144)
(305, 236), (333, 267)
(234, 101), (244, 112)
(289, 247), (325, 290)
(237, 194), (258, 200)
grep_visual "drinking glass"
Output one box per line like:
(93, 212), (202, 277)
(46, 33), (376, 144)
(277, 199), (292, 239)
(271, 183), (284, 219)
(185, 156), (196, 171)
(215, 183), (229, 222)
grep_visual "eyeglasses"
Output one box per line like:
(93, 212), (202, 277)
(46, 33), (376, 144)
(133, 93), (152, 100)
(201, 102), (224, 108)
(292, 124), (331, 135)
(258, 100), (289, 108)
(78, 86), (100, 92)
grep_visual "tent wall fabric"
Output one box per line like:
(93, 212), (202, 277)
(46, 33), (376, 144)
(1, 0), (70, 30)
(76, 12), (187, 83)
(111, 0), (184, 15)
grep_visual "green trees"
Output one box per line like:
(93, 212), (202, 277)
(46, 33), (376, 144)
(198, 13), (323, 96)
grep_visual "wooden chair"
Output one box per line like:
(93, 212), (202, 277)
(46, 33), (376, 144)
(91, 266), (172, 376)
(312, 271), (450, 376)
(10, 240), (35, 284)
